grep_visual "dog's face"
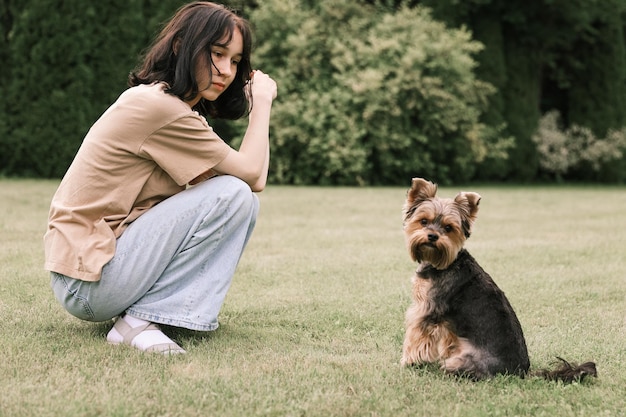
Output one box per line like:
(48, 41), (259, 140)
(402, 178), (481, 269)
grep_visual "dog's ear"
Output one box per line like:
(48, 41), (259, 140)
(404, 178), (438, 224)
(455, 191), (481, 221)
(455, 191), (481, 237)
(406, 178), (438, 206)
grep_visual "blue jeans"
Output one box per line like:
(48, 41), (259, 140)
(51, 175), (259, 331)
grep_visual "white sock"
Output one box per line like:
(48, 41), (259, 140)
(107, 314), (184, 352)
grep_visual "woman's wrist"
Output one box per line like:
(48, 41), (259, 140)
(249, 99), (273, 120)
(250, 94), (274, 109)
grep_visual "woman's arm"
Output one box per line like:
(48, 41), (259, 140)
(249, 142), (270, 191)
(211, 71), (276, 192)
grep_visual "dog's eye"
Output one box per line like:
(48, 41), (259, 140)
(444, 225), (453, 233)
(420, 219), (428, 226)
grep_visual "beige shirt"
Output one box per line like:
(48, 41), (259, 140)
(44, 83), (231, 281)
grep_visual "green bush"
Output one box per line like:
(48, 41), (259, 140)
(251, 0), (510, 185)
(532, 110), (626, 182)
(3, 0), (624, 184)
(0, 0), (188, 178)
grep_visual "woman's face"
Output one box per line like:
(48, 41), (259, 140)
(187, 27), (243, 107)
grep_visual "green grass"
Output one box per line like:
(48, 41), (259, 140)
(1, 179), (625, 417)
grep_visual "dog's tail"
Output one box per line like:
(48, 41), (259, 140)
(533, 357), (597, 383)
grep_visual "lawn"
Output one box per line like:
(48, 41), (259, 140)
(0, 179), (624, 417)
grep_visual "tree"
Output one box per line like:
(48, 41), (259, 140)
(3, 0), (147, 177)
(416, 0), (626, 182)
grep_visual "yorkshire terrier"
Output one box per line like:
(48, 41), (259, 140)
(400, 178), (596, 382)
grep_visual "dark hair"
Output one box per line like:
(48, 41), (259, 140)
(129, 2), (253, 120)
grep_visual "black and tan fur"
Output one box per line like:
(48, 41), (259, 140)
(400, 178), (596, 382)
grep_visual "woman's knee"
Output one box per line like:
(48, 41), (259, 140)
(231, 178), (259, 217)
(209, 175), (259, 220)
(50, 273), (119, 322)
(50, 273), (97, 321)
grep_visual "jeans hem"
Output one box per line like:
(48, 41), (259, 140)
(125, 309), (220, 332)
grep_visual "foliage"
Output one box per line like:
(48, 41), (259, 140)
(415, 0), (626, 182)
(1, 0), (626, 183)
(532, 111), (626, 182)
(251, 0), (508, 185)
(0, 0), (220, 178)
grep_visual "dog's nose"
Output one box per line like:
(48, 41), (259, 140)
(428, 233), (439, 242)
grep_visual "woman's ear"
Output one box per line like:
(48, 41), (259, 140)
(173, 38), (181, 56)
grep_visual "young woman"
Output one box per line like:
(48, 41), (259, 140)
(44, 2), (277, 354)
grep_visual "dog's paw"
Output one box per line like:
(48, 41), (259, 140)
(400, 356), (412, 367)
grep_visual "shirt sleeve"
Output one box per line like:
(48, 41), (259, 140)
(140, 113), (231, 186)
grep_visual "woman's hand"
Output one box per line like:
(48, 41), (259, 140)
(249, 70), (277, 105)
